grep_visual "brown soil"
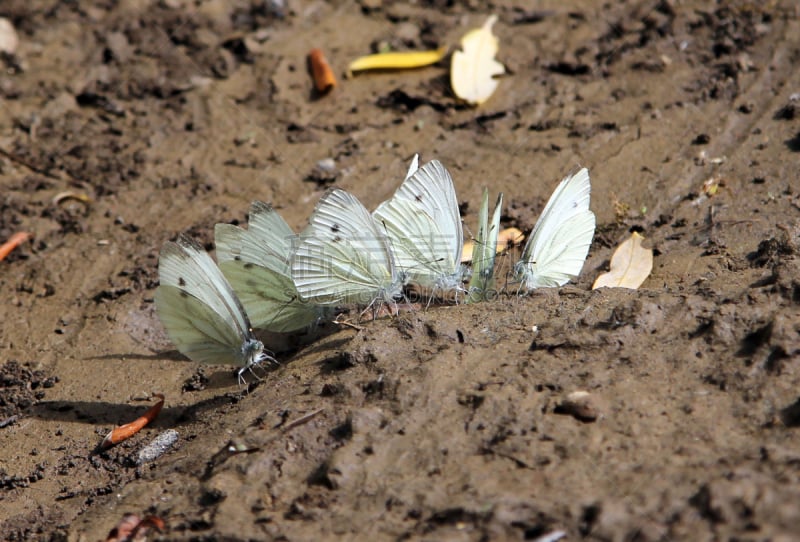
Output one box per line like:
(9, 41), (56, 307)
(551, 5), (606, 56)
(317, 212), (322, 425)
(2, 1), (800, 540)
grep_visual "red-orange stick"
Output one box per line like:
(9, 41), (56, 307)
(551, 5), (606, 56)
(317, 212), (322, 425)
(101, 393), (165, 449)
(130, 515), (165, 539)
(0, 232), (31, 262)
(308, 48), (337, 93)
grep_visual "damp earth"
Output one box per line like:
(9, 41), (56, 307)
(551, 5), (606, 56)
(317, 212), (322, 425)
(1, 1), (800, 540)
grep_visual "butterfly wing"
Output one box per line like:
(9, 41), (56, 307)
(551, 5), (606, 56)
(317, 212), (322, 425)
(216, 202), (294, 271)
(239, 201), (295, 275)
(291, 189), (401, 305)
(516, 168), (596, 289)
(373, 158), (463, 291)
(155, 285), (249, 366)
(373, 199), (454, 289)
(393, 159), (463, 266)
(214, 223), (244, 263)
(218, 259), (320, 332)
(215, 203), (321, 332)
(404, 153), (420, 181)
(156, 235), (263, 367)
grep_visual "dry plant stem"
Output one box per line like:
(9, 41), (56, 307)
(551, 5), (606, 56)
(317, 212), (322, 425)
(334, 317), (365, 331)
(105, 513), (165, 542)
(101, 393), (165, 449)
(282, 408), (325, 432)
(0, 232), (31, 262)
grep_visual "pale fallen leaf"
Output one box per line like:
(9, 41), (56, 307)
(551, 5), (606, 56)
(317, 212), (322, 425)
(0, 18), (18, 55)
(461, 227), (524, 263)
(592, 232), (653, 290)
(348, 47), (448, 74)
(498, 227), (524, 248)
(450, 15), (505, 105)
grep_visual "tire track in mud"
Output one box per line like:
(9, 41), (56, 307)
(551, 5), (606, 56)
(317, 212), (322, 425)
(583, 7), (798, 227)
(643, 16), (800, 227)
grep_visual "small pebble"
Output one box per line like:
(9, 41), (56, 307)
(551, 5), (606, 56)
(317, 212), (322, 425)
(555, 390), (600, 422)
(316, 158), (336, 173)
(533, 531), (567, 542)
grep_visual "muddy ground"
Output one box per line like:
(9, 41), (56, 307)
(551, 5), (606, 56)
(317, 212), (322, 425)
(1, 0), (799, 540)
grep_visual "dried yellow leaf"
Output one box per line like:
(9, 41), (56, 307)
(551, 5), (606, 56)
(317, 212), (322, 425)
(461, 227), (524, 263)
(348, 47), (448, 74)
(702, 175), (722, 196)
(592, 232), (653, 290)
(450, 15), (505, 105)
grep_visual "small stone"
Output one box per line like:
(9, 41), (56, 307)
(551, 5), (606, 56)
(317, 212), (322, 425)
(555, 390), (601, 422)
(395, 22), (420, 44)
(105, 32), (133, 63)
(316, 158), (336, 173)
(305, 159), (338, 186)
(359, 0), (382, 13)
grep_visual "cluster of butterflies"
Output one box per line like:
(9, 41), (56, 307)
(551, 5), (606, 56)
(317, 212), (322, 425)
(154, 155), (596, 379)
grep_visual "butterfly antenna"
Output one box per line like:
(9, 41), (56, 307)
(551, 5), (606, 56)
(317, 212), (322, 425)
(495, 251), (512, 296)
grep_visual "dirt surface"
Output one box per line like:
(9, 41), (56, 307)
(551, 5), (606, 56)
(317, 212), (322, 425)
(1, 0), (799, 540)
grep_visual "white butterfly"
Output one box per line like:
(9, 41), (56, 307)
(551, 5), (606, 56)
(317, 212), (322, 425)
(373, 156), (465, 297)
(290, 188), (404, 307)
(154, 234), (272, 379)
(215, 202), (329, 333)
(514, 167), (596, 289)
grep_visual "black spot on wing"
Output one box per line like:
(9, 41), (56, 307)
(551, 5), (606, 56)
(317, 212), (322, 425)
(333, 235), (343, 243)
(178, 277), (186, 287)
(234, 256), (242, 261)
(331, 223), (341, 233)
(244, 263), (254, 269)
(179, 291), (189, 298)
(415, 194), (423, 202)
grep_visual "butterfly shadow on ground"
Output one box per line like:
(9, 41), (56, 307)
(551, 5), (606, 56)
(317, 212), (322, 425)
(30, 390), (248, 429)
(86, 350), (258, 391)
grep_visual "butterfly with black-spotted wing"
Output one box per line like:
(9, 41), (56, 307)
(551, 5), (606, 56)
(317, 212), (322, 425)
(215, 201), (330, 333)
(154, 234), (273, 380)
(373, 155), (465, 298)
(290, 188), (404, 308)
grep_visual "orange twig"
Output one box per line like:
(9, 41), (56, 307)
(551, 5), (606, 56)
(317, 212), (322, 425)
(101, 393), (165, 449)
(308, 48), (337, 94)
(0, 232), (31, 262)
